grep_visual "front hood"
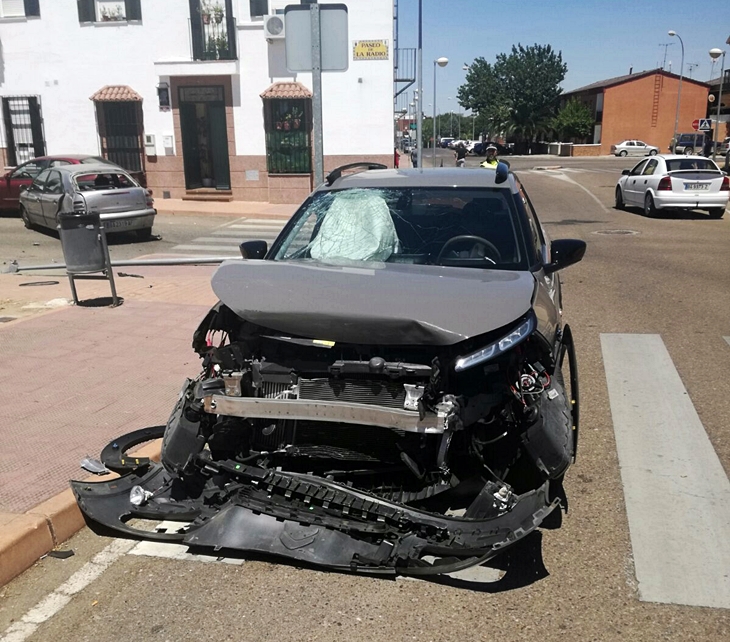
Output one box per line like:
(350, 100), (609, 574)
(211, 260), (535, 346)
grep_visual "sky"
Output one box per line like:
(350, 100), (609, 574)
(395, 0), (730, 116)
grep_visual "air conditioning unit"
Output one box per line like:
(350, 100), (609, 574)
(263, 14), (285, 40)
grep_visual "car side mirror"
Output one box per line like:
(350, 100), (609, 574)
(544, 238), (586, 274)
(19, 184), (28, 193)
(621, 169), (631, 175)
(239, 240), (268, 259)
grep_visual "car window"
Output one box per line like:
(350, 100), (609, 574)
(11, 161), (44, 180)
(50, 160), (71, 167)
(666, 158), (719, 172)
(627, 141), (635, 147)
(74, 172), (137, 191)
(30, 168), (51, 191)
(44, 171), (63, 194)
(630, 160), (648, 176)
(81, 156), (116, 165)
(637, 141), (647, 147)
(514, 180), (544, 262)
(272, 187), (526, 270)
(642, 159), (658, 176)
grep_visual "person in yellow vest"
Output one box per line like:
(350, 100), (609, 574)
(480, 145), (499, 167)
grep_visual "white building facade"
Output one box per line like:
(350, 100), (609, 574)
(0, 0), (394, 203)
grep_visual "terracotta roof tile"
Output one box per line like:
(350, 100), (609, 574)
(90, 85), (143, 102)
(260, 82), (312, 100)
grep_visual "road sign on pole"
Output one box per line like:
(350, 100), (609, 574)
(285, 3), (349, 187)
(692, 119), (700, 131)
(698, 118), (712, 131)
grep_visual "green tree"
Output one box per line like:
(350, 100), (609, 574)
(458, 44), (567, 142)
(551, 98), (594, 141)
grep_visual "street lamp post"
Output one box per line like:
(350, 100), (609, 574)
(709, 47), (726, 160)
(432, 57), (448, 166)
(415, 0), (423, 171)
(668, 30), (685, 153)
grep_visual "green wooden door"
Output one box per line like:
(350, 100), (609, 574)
(209, 103), (231, 190)
(180, 102), (202, 189)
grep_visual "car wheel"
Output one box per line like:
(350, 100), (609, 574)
(684, 147), (693, 156)
(619, 150), (628, 157)
(644, 193), (658, 218)
(649, 149), (657, 156)
(136, 227), (153, 241)
(19, 206), (32, 229)
(614, 186), (625, 210)
(708, 208), (725, 219)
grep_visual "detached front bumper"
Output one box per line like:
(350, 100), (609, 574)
(72, 449), (557, 576)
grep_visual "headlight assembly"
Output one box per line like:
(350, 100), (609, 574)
(454, 313), (536, 372)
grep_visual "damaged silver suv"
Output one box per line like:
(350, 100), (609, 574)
(73, 163), (586, 576)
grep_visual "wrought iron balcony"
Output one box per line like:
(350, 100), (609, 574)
(189, 0), (237, 61)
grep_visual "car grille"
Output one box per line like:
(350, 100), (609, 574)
(298, 378), (406, 409)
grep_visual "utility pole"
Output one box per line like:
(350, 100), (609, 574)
(686, 63), (698, 78)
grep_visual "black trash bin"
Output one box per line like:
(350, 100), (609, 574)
(57, 211), (118, 306)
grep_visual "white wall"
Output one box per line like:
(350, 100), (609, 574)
(0, 0), (394, 161)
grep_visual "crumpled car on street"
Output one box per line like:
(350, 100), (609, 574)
(72, 163), (586, 576)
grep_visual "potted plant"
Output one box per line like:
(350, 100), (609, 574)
(216, 33), (229, 59)
(201, 1), (212, 24)
(213, 3), (224, 24)
(205, 34), (218, 59)
(290, 106), (303, 130)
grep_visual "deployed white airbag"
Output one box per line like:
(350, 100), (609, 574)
(309, 189), (399, 262)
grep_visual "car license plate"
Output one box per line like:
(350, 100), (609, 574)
(104, 219), (133, 229)
(684, 182), (709, 191)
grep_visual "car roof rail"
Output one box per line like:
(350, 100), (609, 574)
(325, 162), (388, 186)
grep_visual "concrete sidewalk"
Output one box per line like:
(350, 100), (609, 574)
(0, 262), (221, 586)
(154, 198), (298, 219)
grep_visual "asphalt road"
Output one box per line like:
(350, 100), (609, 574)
(2, 156), (729, 641)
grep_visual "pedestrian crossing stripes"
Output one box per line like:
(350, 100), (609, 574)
(170, 217), (288, 256)
(601, 333), (730, 609)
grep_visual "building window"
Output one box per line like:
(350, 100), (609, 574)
(249, 0), (267, 18)
(77, 0), (142, 23)
(0, 0), (40, 18)
(1, 96), (46, 165)
(96, 102), (145, 173)
(264, 99), (312, 174)
(189, 0), (237, 61)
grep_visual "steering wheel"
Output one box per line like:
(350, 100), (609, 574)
(436, 235), (502, 264)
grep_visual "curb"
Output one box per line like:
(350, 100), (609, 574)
(0, 439), (162, 588)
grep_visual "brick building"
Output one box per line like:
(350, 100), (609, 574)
(561, 69), (710, 155)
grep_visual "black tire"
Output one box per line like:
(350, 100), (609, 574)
(614, 186), (625, 210)
(19, 206), (31, 229)
(619, 150), (628, 157)
(649, 149), (658, 156)
(644, 193), (658, 218)
(136, 227), (153, 241)
(708, 208), (725, 219)
(684, 147), (693, 156)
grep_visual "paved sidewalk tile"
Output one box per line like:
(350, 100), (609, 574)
(0, 300), (209, 513)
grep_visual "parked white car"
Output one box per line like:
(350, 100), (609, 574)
(615, 154), (729, 218)
(611, 140), (660, 157)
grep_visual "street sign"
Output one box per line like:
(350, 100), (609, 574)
(284, 4), (349, 72)
(409, 123), (417, 130)
(698, 118), (712, 131)
(692, 119), (700, 131)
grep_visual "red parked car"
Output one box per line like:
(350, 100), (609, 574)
(0, 155), (119, 211)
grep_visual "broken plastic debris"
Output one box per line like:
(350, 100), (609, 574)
(81, 457), (110, 475)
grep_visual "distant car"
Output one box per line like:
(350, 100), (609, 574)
(717, 137), (730, 156)
(19, 164), (156, 237)
(0, 155), (119, 211)
(439, 137), (455, 148)
(615, 154), (729, 219)
(610, 140), (659, 157)
(670, 133), (709, 156)
(473, 141), (511, 157)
